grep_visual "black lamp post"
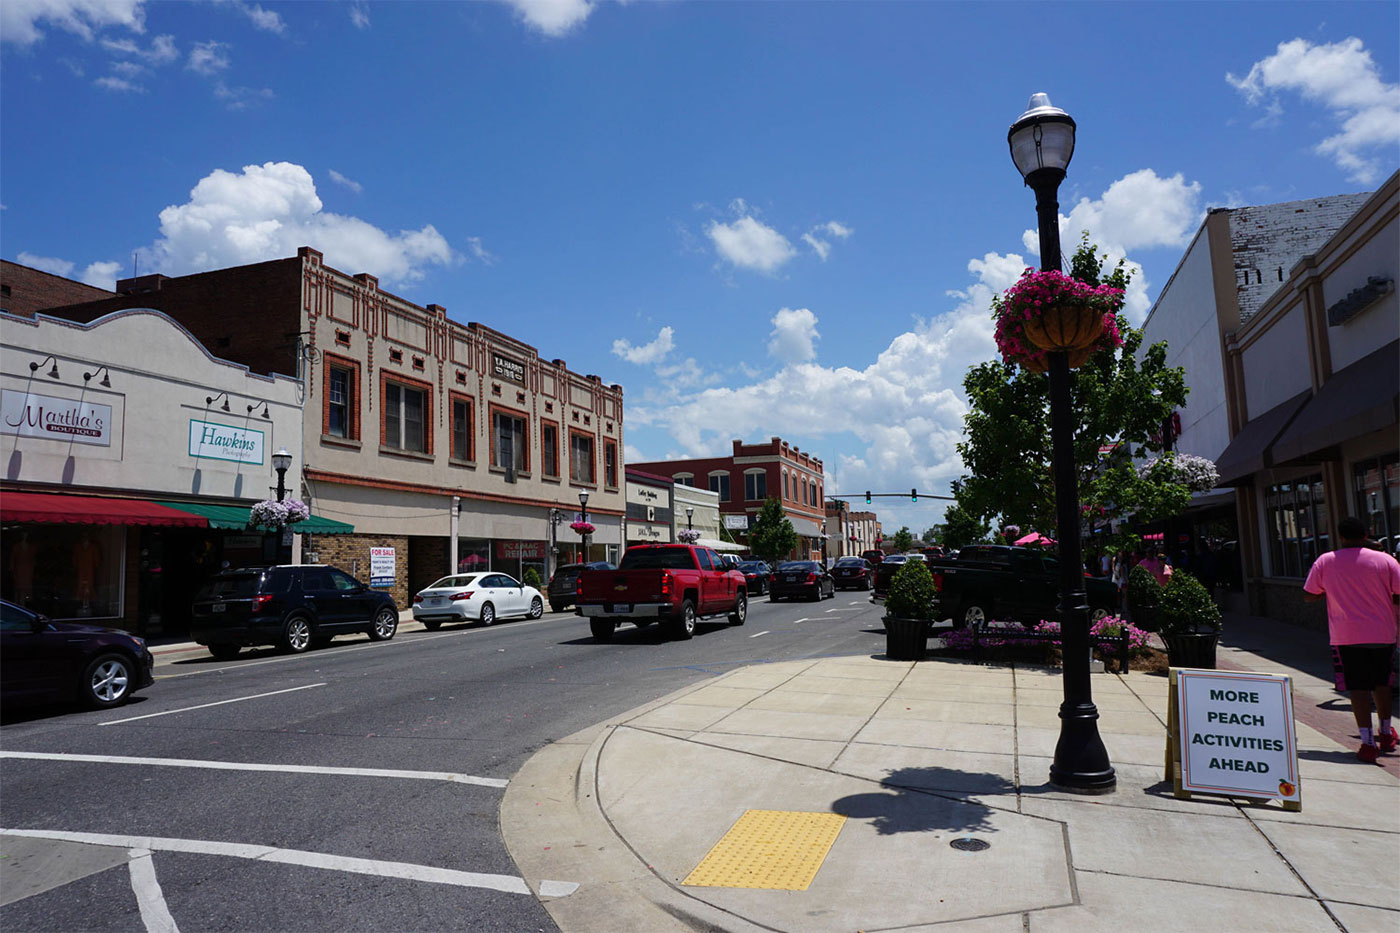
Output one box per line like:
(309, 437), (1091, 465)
(685, 505), (694, 531)
(578, 491), (590, 561)
(1008, 92), (1115, 792)
(272, 447), (293, 503)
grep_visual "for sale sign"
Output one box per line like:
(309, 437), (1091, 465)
(369, 546), (396, 589)
(1169, 669), (1300, 806)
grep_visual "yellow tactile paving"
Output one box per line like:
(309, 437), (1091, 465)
(682, 809), (846, 890)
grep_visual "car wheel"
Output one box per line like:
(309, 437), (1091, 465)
(479, 603), (496, 626)
(550, 601), (565, 613)
(207, 644), (240, 661)
(958, 602), (989, 631)
(728, 592), (747, 625)
(589, 618), (615, 641)
(281, 615), (312, 653)
(369, 606), (398, 641)
(82, 653), (133, 708)
(422, 619), (442, 632)
(668, 599), (697, 640)
(528, 597), (544, 619)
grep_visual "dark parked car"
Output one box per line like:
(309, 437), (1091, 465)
(1, 599), (154, 709)
(831, 557), (874, 591)
(190, 565), (399, 659)
(769, 560), (835, 602)
(547, 561), (616, 612)
(736, 560), (773, 595)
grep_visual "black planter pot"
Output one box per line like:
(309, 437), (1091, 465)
(1127, 601), (1158, 633)
(1162, 632), (1219, 669)
(885, 616), (929, 661)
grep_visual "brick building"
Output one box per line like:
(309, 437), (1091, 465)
(29, 247), (626, 607)
(826, 505), (881, 560)
(630, 437), (826, 559)
(0, 260), (115, 319)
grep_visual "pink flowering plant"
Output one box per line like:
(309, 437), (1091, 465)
(993, 268), (1125, 371)
(569, 521), (595, 535)
(938, 616), (1152, 660)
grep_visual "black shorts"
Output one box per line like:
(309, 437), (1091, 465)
(1336, 644), (1396, 692)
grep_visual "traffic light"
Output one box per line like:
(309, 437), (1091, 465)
(911, 488), (918, 502)
(865, 490), (871, 504)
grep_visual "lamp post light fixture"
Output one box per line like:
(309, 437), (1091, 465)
(1008, 92), (1115, 793)
(685, 505), (694, 531)
(272, 447), (293, 503)
(578, 491), (590, 561)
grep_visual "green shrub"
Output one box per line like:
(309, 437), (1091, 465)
(1125, 564), (1161, 631)
(885, 560), (938, 621)
(1157, 570), (1221, 636)
(523, 567), (543, 591)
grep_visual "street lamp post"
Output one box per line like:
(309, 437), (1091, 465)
(578, 491), (590, 562)
(272, 447), (293, 503)
(1009, 92), (1115, 792)
(685, 505), (694, 531)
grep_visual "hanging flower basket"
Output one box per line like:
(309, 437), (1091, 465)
(250, 498), (310, 529)
(994, 268), (1125, 371)
(677, 528), (701, 544)
(1138, 453), (1220, 493)
(570, 521), (595, 535)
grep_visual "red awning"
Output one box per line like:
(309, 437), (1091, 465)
(1, 492), (209, 527)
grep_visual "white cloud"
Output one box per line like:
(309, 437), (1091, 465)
(801, 219), (853, 261)
(328, 169), (362, 194)
(80, 260), (121, 289)
(214, 81), (273, 109)
(767, 307), (820, 363)
(15, 252), (120, 289)
(1, 0), (145, 45)
(504, 0), (594, 37)
(101, 31), (174, 63)
(613, 326), (675, 365)
(466, 236), (497, 265)
(95, 74), (141, 92)
(187, 40), (230, 75)
(349, 2), (369, 29)
(137, 161), (460, 286)
(17, 251), (75, 277)
(707, 215), (797, 273)
(1227, 37), (1400, 184)
(236, 2), (285, 35)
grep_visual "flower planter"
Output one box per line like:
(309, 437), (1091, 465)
(1023, 303), (1104, 352)
(1162, 632), (1218, 669)
(884, 616), (929, 661)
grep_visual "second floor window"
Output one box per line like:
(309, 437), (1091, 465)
(452, 398), (472, 461)
(542, 423), (559, 478)
(709, 473), (730, 501)
(570, 432), (595, 484)
(605, 441), (618, 488)
(745, 471), (766, 501)
(493, 411), (526, 471)
(328, 367), (352, 438)
(384, 381), (426, 452)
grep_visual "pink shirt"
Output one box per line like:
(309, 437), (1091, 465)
(1303, 547), (1400, 645)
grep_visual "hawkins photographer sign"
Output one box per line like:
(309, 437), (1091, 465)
(188, 420), (265, 465)
(1, 389), (112, 447)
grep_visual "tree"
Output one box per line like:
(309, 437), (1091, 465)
(922, 526), (942, 545)
(891, 527), (915, 553)
(954, 235), (1190, 536)
(941, 504), (990, 550)
(747, 498), (797, 566)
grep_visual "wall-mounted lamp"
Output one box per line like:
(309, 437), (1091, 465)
(29, 356), (60, 379)
(83, 366), (112, 388)
(206, 391), (231, 413)
(247, 401), (270, 419)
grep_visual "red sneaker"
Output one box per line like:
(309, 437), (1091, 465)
(1378, 727), (1399, 754)
(1358, 743), (1381, 764)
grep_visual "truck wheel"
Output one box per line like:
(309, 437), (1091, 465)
(668, 599), (697, 640)
(589, 619), (616, 641)
(958, 602), (989, 630)
(728, 592), (747, 626)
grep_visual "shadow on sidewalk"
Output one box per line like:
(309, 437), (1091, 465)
(831, 766), (1013, 836)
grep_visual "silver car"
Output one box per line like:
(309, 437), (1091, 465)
(412, 572), (545, 630)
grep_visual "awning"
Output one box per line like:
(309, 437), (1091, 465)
(155, 501), (355, 535)
(696, 537), (744, 552)
(788, 516), (824, 538)
(1, 492), (208, 527)
(1214, 390), (1312, 486)
(1270, 341), (1399, 466)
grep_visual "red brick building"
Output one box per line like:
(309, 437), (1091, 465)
(1, 260), (115, 318)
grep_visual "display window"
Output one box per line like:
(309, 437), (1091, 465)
(2, 524), (125, 620)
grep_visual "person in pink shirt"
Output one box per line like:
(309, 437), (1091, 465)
(1304, 516), (1400, 763)
(1137, 551), (1173, 586)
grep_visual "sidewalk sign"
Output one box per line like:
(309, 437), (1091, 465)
(1165, 668), (1301, 811)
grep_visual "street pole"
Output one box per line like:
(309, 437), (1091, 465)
(450, 495), (460, 576)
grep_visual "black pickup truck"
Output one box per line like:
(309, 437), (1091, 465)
(926, 545), (1118, 629)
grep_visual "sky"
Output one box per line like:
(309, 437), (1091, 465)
(3, 0), (1398, 536)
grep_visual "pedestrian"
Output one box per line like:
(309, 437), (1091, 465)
(1111, 553), (1127, 611)
(1303, 515), (1400, 763)
(1138, 551), (1173, 586)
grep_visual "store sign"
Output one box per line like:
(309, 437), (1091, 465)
(1171, 669), (1300, 805)
(188, 419), (265, 464)
(492, 353), (526, 385)
(496, 540), (545, 560)
(723, 514), (749, 530)
(628, 522), (670, 542)
(627, 483), (665, 507)
(370, 547), (396, 588)
(1, 389), (112, 447)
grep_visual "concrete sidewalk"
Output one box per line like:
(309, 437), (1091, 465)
(502, 632), (1400, 931)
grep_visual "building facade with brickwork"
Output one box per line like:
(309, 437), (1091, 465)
(31, 247), (626, 608)
(825, 506), (880, 561)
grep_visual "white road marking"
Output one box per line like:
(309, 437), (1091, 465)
(848, 601), (863, 605)
(748, 631), (770, 638)
(101, 683), (326, 725)
(1, 829), (538, 895)
(127, 848), (179, 933)
(824, 608), (861, 613)
(0, 751), (508, 789)
(792, 618), (809, 624)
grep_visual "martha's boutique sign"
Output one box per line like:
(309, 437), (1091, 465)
(189, 419), (265, 464)
(1, 389), (112, 447)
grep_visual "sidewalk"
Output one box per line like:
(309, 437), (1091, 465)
(502, 616), (1400, 932)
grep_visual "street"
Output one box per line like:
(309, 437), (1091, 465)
(1, 594), (887, 932)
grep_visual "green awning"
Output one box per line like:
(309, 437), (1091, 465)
(155, 501), (355, 535)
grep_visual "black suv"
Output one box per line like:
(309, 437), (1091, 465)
(546, 561), (615, 612)
(191, 565), (399, 660)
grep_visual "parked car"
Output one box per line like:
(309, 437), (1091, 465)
(831, 556), (874, 591)
(736, 559), (774, 595)
(861, 549), (885, 565)
(1, 599), (154, 709)
(769, 560), (835, 602)
(546, 561), (615, 613)
(191, 565), (399, 659)
(413, 572), (545, 629)
(929, 545), (1118, 628)
(575, 543), (747, 641)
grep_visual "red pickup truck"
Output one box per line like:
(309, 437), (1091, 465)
(576, 543), (748, 641)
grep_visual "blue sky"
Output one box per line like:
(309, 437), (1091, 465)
(4, 1), (1397, 535)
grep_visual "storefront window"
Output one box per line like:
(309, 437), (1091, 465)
(1354, 452), (1400, 557)
(1264, 474), (1324, 578)
(2, 524), (124, 619)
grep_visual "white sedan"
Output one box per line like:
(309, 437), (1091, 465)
(412, 572), (545, 629)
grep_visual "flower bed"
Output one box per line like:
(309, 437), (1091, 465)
(934, 616), (1161, 673)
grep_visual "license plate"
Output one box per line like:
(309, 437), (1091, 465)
(786, 574), (799, 582)
(426, 598), (446, 607)
(607, 604), (632, 613)
(211, 603), (226, 613)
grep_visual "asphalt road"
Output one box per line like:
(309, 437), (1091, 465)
(0, 588), (888, 932)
